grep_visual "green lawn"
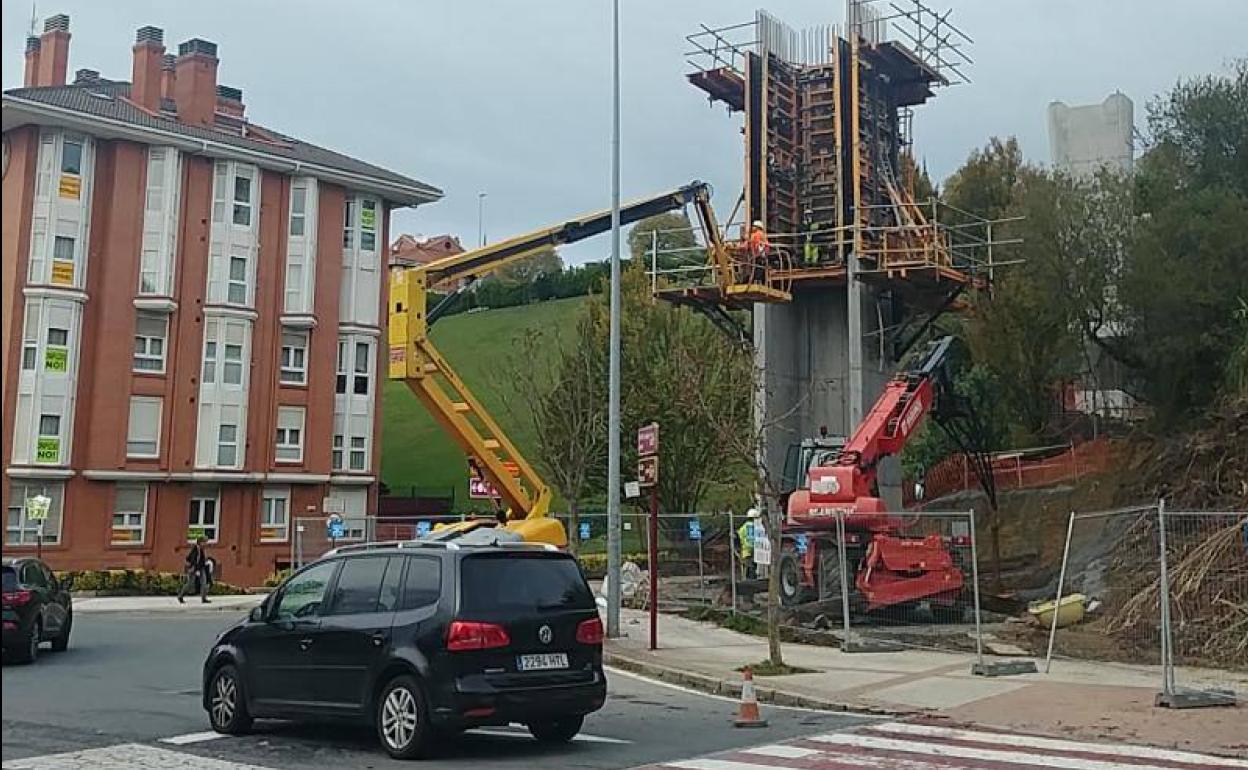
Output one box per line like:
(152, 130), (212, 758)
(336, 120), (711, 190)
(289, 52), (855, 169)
(380, 296), (586, 508)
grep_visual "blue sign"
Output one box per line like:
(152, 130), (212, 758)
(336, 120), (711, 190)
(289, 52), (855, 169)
(328, 521), (345, 539)
(416, 521), (432, 537)
(687, 519), (702, 541)
(579, 522), (592, 541)
(794, 534), (809, 556)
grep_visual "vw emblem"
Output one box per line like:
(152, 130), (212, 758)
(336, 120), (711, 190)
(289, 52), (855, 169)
(538, 625), (553, 645)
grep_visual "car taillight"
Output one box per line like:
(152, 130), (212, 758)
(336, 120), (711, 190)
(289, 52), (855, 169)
(2, 590), (33, 607)
(576, 617), (605, 645)
(446, 620), (510, 652)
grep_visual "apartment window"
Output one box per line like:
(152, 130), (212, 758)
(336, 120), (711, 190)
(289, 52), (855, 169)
(290, 184), (307, 237)
(111, 484), (147, 545)
(53, 235), (74, 263)
(188, 488), (218, 542)
(144, 149), (166, 211)
(22, 318), (37, 370)
(202, 341), (218, 383)
(342, 198), (356, 249)
(133, 313), (168, 373)
(336, 340), (348, 394)
(227, 255), (248, 304)
(353, 341), (371, 395)
(126, 397), (162, 458)
(275, 407), (305, 463)
(279, 331), (308, 384)
(217, 424), (238, 467)
(233, 174), (252, 227)
(223, 343), (243, 385)
(349, 436), (367, 471)
(61, 137), (83, 175)
(360, 200), (377, 252)
(332, 434), (345, 471)
(260, 487), (289, 542)
(6, 482), (64, 545)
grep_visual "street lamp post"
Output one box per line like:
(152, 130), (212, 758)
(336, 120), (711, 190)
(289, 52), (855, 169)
(477, 192), (487, 247)
(605, 0), (623, 639)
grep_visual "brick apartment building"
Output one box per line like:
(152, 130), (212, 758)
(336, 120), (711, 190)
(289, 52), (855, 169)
(1, 15), (441, 585)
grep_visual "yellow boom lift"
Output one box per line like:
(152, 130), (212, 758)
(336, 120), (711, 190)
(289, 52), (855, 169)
(387, 181), (754, 547)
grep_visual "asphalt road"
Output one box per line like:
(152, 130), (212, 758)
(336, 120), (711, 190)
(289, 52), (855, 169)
(2, 609), (874, 769)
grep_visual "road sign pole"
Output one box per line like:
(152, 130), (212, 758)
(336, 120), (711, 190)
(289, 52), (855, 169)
(37, 520), (43, 560)
(649, 483), (659, 651)
(605, 0), (623, 641)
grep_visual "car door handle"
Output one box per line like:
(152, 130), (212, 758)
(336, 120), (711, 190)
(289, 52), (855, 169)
(371, 632), (387, 648)
(299, 637), (314, 651)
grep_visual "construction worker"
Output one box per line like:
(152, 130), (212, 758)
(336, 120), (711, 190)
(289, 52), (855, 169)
(747, 221), (769, 284)
(802, 209), (820, 266)
(737, 508), (760, 579)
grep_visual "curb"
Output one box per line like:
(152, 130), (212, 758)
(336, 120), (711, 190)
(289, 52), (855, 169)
(603, 649), (910, 717)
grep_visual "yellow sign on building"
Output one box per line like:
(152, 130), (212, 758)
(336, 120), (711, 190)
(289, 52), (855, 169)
(51, 260), (75, 285)
(58, 174), (81, 200)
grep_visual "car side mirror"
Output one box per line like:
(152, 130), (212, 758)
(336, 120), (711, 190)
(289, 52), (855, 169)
(249, 605), (265, 623)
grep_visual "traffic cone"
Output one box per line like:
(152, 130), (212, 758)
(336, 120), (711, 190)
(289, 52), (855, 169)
(733, 667), (768, 728)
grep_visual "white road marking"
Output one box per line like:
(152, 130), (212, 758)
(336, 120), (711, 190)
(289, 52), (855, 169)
(665, 760), (799, 770)
(808, 732), (1187, 770)
(605, 665), (887, 717)
(741, 744), (824, 758)
(1, 743), (273, 769)
(868, 722), (1248, 768)
(468, 726), (632, 744)
(159, 731), (229, 745)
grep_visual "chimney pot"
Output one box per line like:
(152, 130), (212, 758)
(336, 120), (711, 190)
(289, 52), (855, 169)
(74, 68), (99, 85)
(44, 13), (70, 33)
(24, 36), (41, 87)
(25, 36), (41, 54)
(177, 38), (218, 59)
(162, 53), (176, 71)
(135, 26), (163, 45)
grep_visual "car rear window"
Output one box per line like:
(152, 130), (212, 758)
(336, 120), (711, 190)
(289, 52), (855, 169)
(2, 567), (17, 592)
(459, 554), (594, 613)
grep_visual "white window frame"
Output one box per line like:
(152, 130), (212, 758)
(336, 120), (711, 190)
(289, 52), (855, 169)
(232, 169), (253, 227)
(21, 309), (38, 370)
(332, 434), (345, 471)
(275, 406), (305, 463)
(133, 312), (168, 373)
(260, 486), (290, 542)
(279, 331), (308, 385)
(227, 254), (248, 305)
(349, 436), (367, 471)
(290, 182), (308, 237)
(352, 340), (373, 396)
(342, 197), (356, 250)
(217, 423), (239, 467)
(126, 396), (163, 458)
(5, 482), (65, 545)
(111, 484), (148, 545)
(223, 341), (244, 385)
(336, 339), (349, 394)
(188, 488), (219, 543)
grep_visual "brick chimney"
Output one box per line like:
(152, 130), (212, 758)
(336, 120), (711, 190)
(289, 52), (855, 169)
(216, 85), (245, 119)
(130, 26), (165, 111)
(23, 36), (40, 87)
(161, 54), (176, 103)
(36, 14), (71, 87)
(173, 38), (218, 128)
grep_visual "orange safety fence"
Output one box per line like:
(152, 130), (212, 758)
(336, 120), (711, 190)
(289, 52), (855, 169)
(905, 438), (1121, 507)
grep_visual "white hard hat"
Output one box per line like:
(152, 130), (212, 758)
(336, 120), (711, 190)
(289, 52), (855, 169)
(746, 507), (760, 518)
(752, 220), (764, 228)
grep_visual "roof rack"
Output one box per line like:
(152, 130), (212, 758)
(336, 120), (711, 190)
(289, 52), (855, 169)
(321, 538), (559, 559)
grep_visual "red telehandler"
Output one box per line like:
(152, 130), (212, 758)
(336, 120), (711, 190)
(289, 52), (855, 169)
(777, 335), (997, 617)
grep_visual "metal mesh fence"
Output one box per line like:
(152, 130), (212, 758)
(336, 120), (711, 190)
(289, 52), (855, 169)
(1159, 508), (1248, 703)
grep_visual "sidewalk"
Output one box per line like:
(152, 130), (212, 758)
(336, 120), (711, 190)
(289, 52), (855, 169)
(605, 608), (1248, 758)
(71, 594), (263, 614)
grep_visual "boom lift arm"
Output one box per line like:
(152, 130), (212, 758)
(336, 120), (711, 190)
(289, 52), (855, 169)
(387, 181), (722, 536)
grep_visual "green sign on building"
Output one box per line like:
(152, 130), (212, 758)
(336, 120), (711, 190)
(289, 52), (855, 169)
(45, 346), (67, 372)
(35, 436), (60, 464)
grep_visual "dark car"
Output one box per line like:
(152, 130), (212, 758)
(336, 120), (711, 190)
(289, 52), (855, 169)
(2, 556), (73, 664)
(202, 539), (607, 759)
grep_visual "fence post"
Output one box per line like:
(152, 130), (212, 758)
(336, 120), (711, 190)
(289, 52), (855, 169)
(1156, 498), (1174, 699)
(729, 509), (737, 615)
(1044, 511), (1076, 674)
(968, 509), (984, 670)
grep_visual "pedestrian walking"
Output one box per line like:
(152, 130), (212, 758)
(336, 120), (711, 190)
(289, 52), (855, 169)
(177, 536), (211, 604)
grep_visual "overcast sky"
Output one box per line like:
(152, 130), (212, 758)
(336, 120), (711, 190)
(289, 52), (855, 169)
(4, 1), (1244, 264)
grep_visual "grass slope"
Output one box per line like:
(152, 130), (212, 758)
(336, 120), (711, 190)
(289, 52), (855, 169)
(380, 297), (585, 507)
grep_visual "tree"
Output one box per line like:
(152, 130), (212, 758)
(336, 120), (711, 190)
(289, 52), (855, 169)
(627, 212), (700, 272)
(491, 245), (564, 286)
(496, 313), (608, 553)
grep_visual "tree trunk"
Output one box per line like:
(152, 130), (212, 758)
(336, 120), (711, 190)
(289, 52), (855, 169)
(568, 498), (581, 557)
(766, 509), (785, 667)
(990, 509), (1003, 591)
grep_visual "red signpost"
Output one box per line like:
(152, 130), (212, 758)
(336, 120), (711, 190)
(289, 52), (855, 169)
(637, 423), (659, 650)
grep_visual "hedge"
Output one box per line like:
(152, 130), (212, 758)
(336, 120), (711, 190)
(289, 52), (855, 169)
(56, 569), (247, 596)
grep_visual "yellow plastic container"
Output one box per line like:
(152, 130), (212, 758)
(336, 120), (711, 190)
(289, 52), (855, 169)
(1029, 593), (1086, 629)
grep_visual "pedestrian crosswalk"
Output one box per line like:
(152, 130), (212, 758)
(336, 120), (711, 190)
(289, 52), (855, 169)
(642, 721), (1248, 770)
(0, 743), (274, 770)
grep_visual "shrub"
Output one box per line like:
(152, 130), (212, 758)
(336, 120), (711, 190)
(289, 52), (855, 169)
(56, 569), (246, 596)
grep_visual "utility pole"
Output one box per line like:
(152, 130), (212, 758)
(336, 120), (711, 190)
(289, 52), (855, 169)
(605, 0), (623, 639)
(477, 192), (487, 247)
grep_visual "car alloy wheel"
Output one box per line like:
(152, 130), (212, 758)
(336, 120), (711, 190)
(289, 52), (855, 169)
(211, 670), (237, 728)
(381, 685), (418, 751)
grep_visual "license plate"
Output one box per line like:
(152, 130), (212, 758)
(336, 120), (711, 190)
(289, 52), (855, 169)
(517, 653), (569, 671)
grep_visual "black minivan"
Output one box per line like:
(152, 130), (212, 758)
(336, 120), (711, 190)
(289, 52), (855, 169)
(202, 540), (606, 759)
